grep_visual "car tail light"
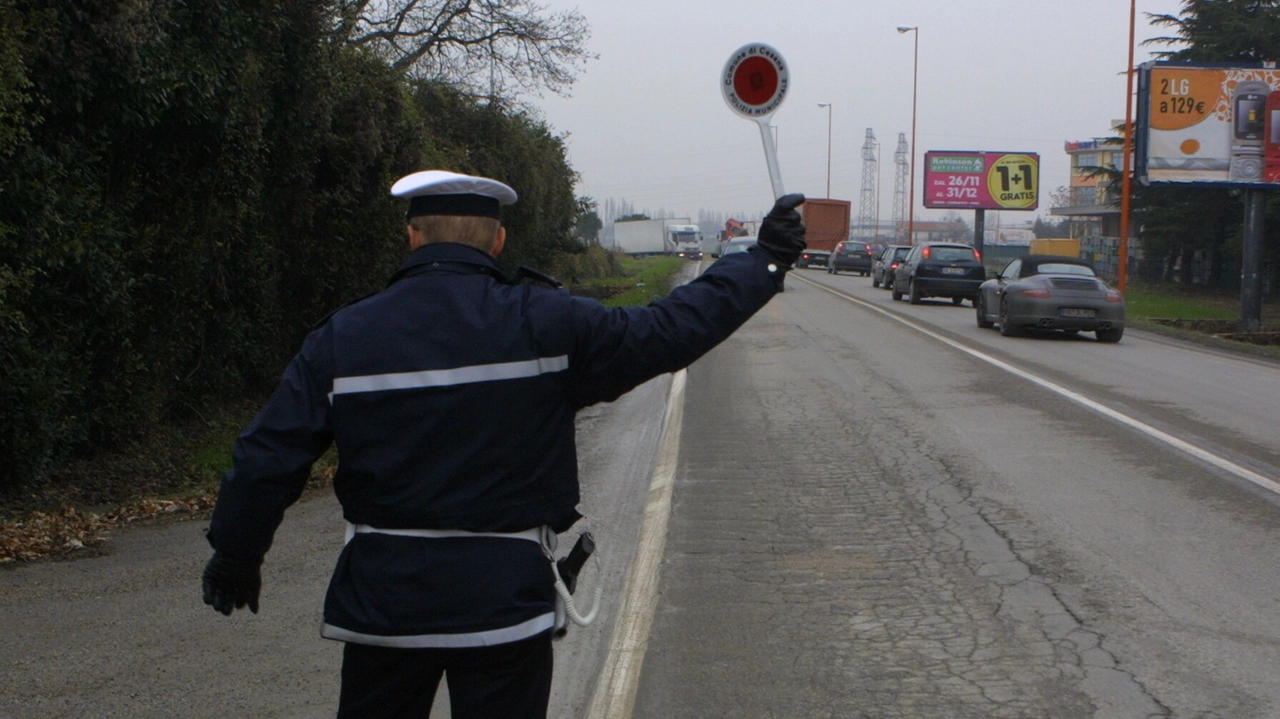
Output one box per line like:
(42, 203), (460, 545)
(973, 249), (981, 261)
(1105, 290), (1124, 303)
(1019, 288), (1051, 298)
(922, 246), (931, 259)
(890, 261), (900, 269)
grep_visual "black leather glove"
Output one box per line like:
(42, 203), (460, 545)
(755, 193), (807, 268)
(202, 551), (263, 615)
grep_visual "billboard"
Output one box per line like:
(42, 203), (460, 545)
(923, 151), (1039, 210)
(1136, 61), (1280, 186)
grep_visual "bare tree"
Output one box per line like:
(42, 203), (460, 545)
(1050, 185), (1072, 209)
(336, 0), (594, 98)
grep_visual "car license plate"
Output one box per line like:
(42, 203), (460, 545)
(941, 267), (965, 275)
(1060, 308), (1096, 318)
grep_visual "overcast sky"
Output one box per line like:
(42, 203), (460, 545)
(533, 0), (1188, 226)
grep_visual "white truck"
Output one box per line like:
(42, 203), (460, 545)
(612, 218), (702, 258)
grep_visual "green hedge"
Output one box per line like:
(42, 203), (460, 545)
(0, 0), (581, 492)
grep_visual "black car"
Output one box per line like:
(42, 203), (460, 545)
(827, 241), (874, 276)
(872, 245), (911, 289)
(796, 249), (831, 269)
(891, 242), (984, 305)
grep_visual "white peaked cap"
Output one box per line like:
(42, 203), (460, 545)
(390, 170), (518, 205)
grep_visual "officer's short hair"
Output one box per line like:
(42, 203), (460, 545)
(410, 215), (501, 252)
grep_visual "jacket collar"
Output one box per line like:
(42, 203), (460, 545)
(389, 243), (503, 285)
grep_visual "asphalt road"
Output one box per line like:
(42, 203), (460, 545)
(3, 262), (1279, 718)
(634, 267), (1280, 718)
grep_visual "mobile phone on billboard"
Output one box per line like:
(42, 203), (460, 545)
(1230, 80), (1271, 181)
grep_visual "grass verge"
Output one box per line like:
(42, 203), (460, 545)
(1122, 281), (1280, 362)
(1124, 283), (1243, 320)
(600, 256), (685, 307)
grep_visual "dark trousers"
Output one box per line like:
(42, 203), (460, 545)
(337, 632), (554, 719)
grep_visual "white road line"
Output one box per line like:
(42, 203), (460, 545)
(586, 370), (687, 719)
(801, 277), (1280, 496)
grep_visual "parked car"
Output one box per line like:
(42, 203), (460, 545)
(891, 242), (984, 305)
(827, 241), (874, 276)
(796, 249), (831, 269)
(872, 245), (911, 288)
(975, 255), (1125, 342)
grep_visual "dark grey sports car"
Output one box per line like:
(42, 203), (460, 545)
(975, 255), (1126, 342)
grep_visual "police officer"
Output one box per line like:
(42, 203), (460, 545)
(202, 169), (807, 718)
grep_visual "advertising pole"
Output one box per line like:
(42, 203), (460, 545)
(1241, 190), (1265, 332)
(974, 208), (985, 260)
(1118, 0), (1136, 292)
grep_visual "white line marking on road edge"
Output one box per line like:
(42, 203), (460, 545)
(586, 370), (687, 719)
(800, 277), (1280, 496)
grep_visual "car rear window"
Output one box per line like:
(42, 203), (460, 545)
(1036, 263), (1094, 276)
(931, 247), (976, 262)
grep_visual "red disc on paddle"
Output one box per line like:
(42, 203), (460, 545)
(733, 56), (779, 107)
(721, 43), (789, 118)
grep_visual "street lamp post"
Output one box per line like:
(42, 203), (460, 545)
(817, 102), (833, 198)
(897, 25), (918, 244)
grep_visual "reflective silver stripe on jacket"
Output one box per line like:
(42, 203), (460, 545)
(321, 612), (556, 648)
(329, 355), (569, 402)
(344, 523), (544, 545)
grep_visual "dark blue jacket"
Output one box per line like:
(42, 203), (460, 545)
(207, 241), (782, 646)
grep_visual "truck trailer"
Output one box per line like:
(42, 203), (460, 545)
(800, 198), (852, 253)
(611, 218), (699, 257)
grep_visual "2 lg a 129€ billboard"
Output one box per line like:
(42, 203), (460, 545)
(1136, 61), (1280, 186)
(923, 151), (1039, 210)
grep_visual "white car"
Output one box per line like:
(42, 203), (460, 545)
(717, 237), (787, 292)
(719, 237), (757, 256)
